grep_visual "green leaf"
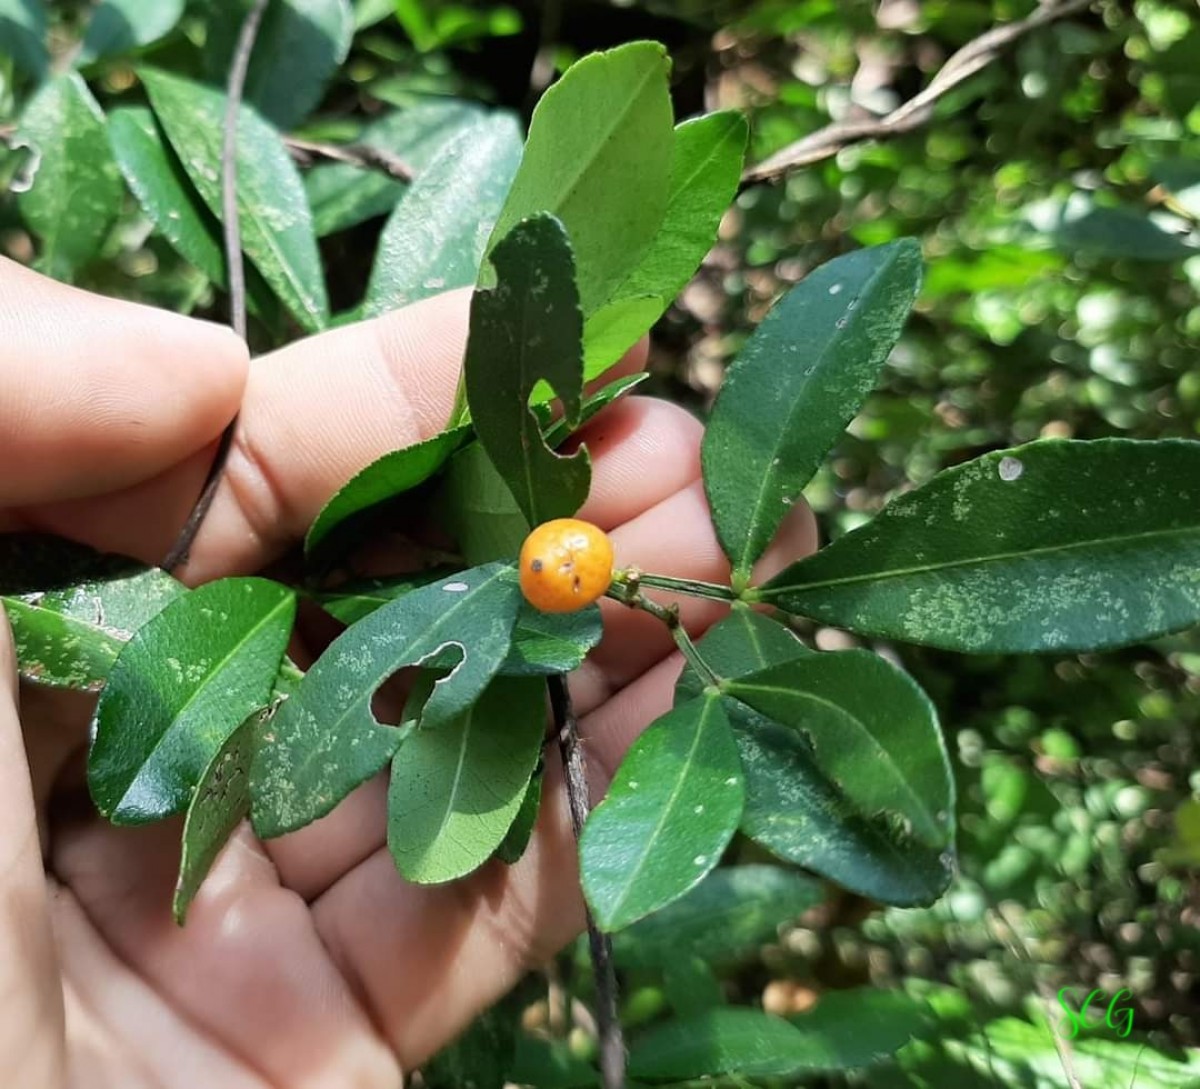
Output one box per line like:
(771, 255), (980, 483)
(580, 693), (744, 931)
(306, 100), (487, 236)
(501, 601), (603, 676)
(628, 1009), (830, 1079)
(305, 424), (472, 558)
(387, 675), (545, 883)
(685, 614), (953, 906)
(663, 956), (726, 1017)
(488, 41), (674, 316)
(466, 213), (589, 527)
(17, 74), (121, 279)
(308, 571), (460, 625)
(759, 438), (1200, 653)
(581, 296), (662, 380)
(609, 864), (823, 969)
(509, 1037), (598, 1089)
(1022, 193), (1196, 262)
(140, 67), (329, 332)
(363, 116), (523, 318)
(676, 608), (811, 703)
(202, 0), (352, 130)
(250, 563), (521, 838)
(703, 239), (923, 581)
(725, 654), (953, 850)
(582, 111), (748, 372)
(788, 989), (932, 1069)
(0, 0), (47, 80)
(88, 578), (297, 824)
(434, 441), (531, 565)
(1153, 157), (1200, 221)
(0, 534), (184, 691)
(494, 762), (541, 865)
(79, 0), (184, 64)
(174, 704), (267, 925)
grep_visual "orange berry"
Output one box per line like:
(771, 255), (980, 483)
(519, 518), (615, 614)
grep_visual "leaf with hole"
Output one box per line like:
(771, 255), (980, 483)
(363, 116), (523, 318)
(88, 578), (296, 824)
(703, 239), (923, 580)
(140, 67), (329, 332)
(0, 535), (184, 691)
(488, 40), (674, 316)
(580, 693), (744, 931)
(17, 74), (121, 280)
(387, 675), (545, 883)
(174, 704), (267, 924)
(250, 563), (522, 838)
(202, 0), (352, 130)
(759, 438), (1200, 653)
(465, 213), (589, 528)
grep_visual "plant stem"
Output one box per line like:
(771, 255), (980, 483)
(607, 579), (723, 689)
(162, 0), (269, 573)
(547, 674), (625, 1089)
(615, 569), (739, 603)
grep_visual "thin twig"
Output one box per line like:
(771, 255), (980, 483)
(548, 674), (625, 1089)
(741, 0), (1093, 187)
(162, 0), (270, 573)
(283, 136), (413, 182)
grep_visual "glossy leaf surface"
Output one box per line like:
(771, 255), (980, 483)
(488, 41), (673, 315)
(251, 564), (521, 837)
(17, 74), (121, 279)
(580, 693), (744, 931)
(174, 705), (266, 924)
(0, 535), (184, 691)
(89, 578), (296, 824)
(141, 67), (329, 331)
(703, 239), (923, 579)
(466, 213), (588, 527)
(387, 675), (545, 883)
(760, 438), (1200, 653)
(363, 117), (522, 317)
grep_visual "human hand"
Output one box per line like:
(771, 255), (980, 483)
(0, 257), (816, 1087)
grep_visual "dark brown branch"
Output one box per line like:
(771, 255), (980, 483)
(741, 0), (1093, 187)
(548, 674), (625, 1089)
(162, 0), (270, 573)
(283, 136), (413, 182)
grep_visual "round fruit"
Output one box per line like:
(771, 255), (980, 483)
(519, 518), (615, 613)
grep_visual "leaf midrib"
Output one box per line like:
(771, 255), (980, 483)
(603, 695), (722, 923)
(726, 674), (940, 842)
(732, 252), (906, 576)
(763, 521), (1200, 598)
(112, 589), (293, 809)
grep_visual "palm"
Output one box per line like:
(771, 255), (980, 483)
(4, 283), (815, 1086)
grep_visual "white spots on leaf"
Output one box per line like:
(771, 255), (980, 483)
(828, 283), (843, 295)
(998, 456), (1024, 482)
(724, 776), (739, 787)
(694, 804), (705, 815)
(443, 582), (469, 593)
(693, 855), (707, 866)
(628, 780), (639, 791)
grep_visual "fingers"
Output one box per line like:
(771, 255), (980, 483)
(0, 619), (66, 1086)
(0, 258), (247, 505)
(183, 290), (648, 582)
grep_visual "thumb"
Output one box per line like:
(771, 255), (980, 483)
(0, 617), (65, 1086)
(0, 258), (248, 506)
